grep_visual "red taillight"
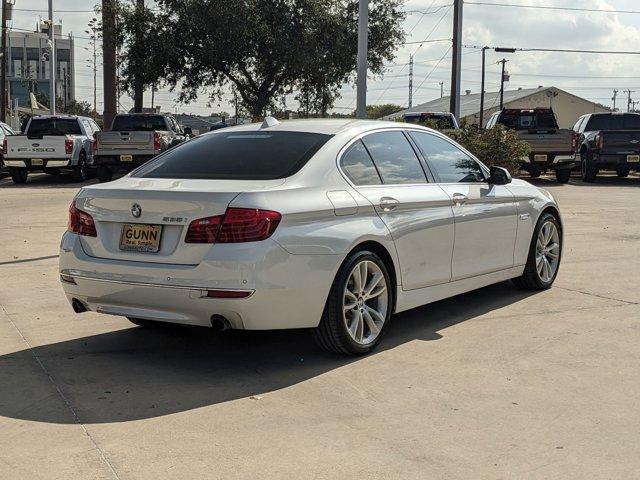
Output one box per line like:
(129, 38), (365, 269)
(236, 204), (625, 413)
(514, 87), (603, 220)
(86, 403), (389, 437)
(92, 133), (98, 153)
(2, 139), (7, 155)
(571, 131), (577, 150)
(185, 215), (223, 243)
(205, 290), (252, 299)
(68, 201), (97, 237)
(65, 139), (74, 155)
(185, 208), (281, 244)
(153, 132), (161, 151)
(596, 134), (604, 150)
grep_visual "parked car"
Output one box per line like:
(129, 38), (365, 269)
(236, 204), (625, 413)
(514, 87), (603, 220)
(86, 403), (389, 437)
(3, 115), (99, 184)
(486, 108), (575, 183)
(59, 119), (563, 356)
(573, 112), (640, 182)
(403, 111), (460, 130)
(94, 113), (187, 183)
(0, 121), (16, 177)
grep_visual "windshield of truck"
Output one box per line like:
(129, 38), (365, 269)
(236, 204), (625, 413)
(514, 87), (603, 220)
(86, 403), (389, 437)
(498, 110), (557, 130)
(584, 114), (640, 131)
(112, 115), (168, 132)
(26, 118), (81, 138)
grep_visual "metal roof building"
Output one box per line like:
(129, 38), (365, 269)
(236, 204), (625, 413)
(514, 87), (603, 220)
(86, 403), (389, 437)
(383, 86), (610, 128)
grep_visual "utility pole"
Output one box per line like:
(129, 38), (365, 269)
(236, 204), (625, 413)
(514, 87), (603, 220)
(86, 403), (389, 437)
(624, 89), (634, 112)
(612, 89), (618, 111)
(449, 0), (463, 119)
(102, 0), (117, 129)
(498, 58), (508, 109)
(133, 0), (145, 112)
(479, 46), (488, 129)
(440, 81), (444, 98)
(0, 0), (10, 122)
(356, 0), (369, 119)
(85, 17), (100, 119)
(233, 89), (238, 121)
(408, 54), (413, 108)
(48, 0), (56, 115)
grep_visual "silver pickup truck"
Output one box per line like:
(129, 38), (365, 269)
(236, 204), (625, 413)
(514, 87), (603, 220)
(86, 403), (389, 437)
(94, 114), (186, 182)
(3, 115), (99, 184)
(486, 108), (575, 183)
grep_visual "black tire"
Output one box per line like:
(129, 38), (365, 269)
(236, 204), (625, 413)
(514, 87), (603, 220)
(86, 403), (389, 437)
(617, 167), (630, 178)
(10, 167), (28, 184)
(529, 169), (541, 179)
(513, 212), (562, 290)
(313, 250), (393, 356)
(580, 150), (597, 182)
(555, 168), (571, 184)
(97, 165), (113, 183)
(72, 152), (88, 182)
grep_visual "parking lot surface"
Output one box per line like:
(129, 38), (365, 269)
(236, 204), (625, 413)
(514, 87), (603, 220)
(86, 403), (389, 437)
(1, 173), (639, 479)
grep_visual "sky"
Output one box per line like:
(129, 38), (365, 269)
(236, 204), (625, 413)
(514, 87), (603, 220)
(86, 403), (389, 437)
(6, 0), (640, 116)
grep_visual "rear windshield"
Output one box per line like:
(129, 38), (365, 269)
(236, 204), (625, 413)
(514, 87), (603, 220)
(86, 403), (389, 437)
(112, 115), (167, 132)
(27, 118), (81, 137)
(585, 114), (640, 131)
(404, 113), (456, 129)
(498, 110), (557, 130)
(132, 130), (333, 180)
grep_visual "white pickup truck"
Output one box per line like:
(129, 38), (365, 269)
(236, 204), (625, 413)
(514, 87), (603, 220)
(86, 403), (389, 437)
(3, 115), (100, 184)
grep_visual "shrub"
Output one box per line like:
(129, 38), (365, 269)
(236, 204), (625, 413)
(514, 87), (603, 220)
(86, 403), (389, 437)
(443, 124), (530, 175)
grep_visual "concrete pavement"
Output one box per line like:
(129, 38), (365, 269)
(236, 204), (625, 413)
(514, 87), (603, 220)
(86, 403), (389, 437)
(0, 173), (639, 479)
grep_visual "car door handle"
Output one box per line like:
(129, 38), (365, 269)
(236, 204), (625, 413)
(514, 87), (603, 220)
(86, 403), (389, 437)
(379, 197), (400, 211)
(452, 193), (468, 206)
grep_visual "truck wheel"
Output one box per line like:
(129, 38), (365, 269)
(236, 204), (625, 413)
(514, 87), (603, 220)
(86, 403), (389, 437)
(555, 169), (571, 184)
(72, 153), (88, 182)
(97, 165), (113, 183)
(10, 167), (28, 184)
(617, 167), (630, 178)
(580, 151), (597, 182)
(530, 170), (541, 179)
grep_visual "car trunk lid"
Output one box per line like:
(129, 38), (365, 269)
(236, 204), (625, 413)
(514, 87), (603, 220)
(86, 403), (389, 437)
(75, 177), (285, 265)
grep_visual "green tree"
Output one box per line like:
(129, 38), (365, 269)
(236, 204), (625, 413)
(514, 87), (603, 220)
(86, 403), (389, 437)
(363, 103), (403, 119)
(33, 92), (93, 116)
(129, 0), (404, 119)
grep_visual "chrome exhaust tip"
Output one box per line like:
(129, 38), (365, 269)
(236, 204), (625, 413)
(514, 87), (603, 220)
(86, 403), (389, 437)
(210, 315), (231, 332)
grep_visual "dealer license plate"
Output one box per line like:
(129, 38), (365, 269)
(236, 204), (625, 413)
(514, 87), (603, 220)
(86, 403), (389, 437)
(120, 154), (133, 162)
(119, 224), (162, 252)
(534, 154), (548, 162)
(32, 158), (43, 166)
(627, 155), (639, 163)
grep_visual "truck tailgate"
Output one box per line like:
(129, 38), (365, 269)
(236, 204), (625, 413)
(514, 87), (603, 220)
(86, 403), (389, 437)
(96, 131), (156, 154)
(517, 129), (573, 154)
(601, 130), (640, 152)
(5, 135), (71, 159)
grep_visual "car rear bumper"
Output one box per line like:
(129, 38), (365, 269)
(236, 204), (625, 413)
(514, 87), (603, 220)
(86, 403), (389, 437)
(59, 232), (341, 330)
(4, 158), (72, 169)
(593, 153), (640, 168)
(520, 154), (577, 171)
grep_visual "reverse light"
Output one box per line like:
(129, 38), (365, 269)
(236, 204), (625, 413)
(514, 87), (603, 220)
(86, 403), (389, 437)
(65, 139), (74, 155)
(68, 201), (97, 237)
(153, 132), (162, 151)
(185, 208), (281, 244)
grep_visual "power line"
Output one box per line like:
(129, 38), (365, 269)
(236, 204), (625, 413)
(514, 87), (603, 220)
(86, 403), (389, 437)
(402, 38), (450, 46)
(466, 1), (640, 15)
(464, 45), (640, 55)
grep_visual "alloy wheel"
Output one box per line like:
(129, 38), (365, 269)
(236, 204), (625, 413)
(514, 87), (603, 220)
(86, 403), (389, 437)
(536, 220), (560, 283)
(343, 260), (389, 346)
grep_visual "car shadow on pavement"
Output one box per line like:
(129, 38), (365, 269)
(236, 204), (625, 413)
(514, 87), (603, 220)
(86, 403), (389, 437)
(0, 282), (538, 425)
(524, 173), (639, 188)
(0, 173), (97, 189)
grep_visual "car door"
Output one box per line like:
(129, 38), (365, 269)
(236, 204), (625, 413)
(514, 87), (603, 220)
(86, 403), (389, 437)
(340, 130), (455, 290)
(409, 131), (518, 281)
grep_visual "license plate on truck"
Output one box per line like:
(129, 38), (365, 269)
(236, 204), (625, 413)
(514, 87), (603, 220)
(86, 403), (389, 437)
(120, 154), (133, 162)
(534, 154), (548, 162)
(31, 158), (43, 166)
(627, 155), (639, 163)
(119, 224), (162, 252)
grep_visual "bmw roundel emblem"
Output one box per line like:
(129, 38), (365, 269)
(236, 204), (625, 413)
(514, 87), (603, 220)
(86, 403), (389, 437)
(131, 203), (142, 218)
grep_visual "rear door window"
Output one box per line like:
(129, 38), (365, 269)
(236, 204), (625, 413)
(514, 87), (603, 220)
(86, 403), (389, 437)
(409, 131), (486, 183)
(361, 131), (427, 184)
(132, 131), (332, 180)
(340, 140), (382, 185)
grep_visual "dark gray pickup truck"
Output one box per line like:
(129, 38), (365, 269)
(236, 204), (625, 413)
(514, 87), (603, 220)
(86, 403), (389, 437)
(574, 112), (640, 182)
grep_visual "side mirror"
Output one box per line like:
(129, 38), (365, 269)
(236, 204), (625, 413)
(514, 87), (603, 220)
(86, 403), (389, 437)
(489, 166), (512, 185)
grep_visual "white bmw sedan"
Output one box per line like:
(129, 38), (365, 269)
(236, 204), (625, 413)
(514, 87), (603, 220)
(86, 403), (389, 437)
(60, 119), (562, 355)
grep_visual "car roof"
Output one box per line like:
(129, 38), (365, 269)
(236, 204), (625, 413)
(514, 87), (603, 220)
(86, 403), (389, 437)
(224, 118), (405, 135)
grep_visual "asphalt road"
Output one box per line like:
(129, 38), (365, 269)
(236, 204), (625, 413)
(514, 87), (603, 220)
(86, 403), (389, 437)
(0, 172), (639, 479)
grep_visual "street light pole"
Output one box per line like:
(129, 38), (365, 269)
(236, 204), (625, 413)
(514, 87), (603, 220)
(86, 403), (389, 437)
(449, 0), (463, 119)
(479, 46), (488, 129)
(48, 0), (56, 115)
(356, 0), (368, 119)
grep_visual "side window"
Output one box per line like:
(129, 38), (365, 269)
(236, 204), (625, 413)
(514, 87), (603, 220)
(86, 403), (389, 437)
(361, 131), (427, 184)
(340, 140), (382, 186)
(573, 117), (584, 132)
(410, 131), (485, 183)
